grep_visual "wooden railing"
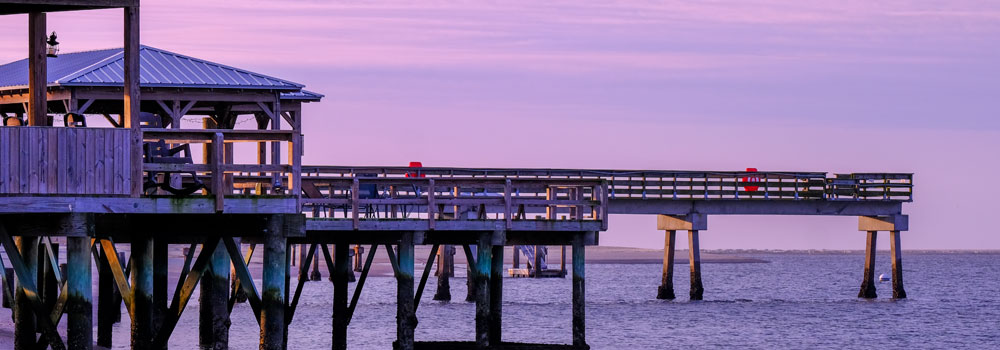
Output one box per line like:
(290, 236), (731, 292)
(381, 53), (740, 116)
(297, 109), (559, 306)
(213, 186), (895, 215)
(0, 127), (136, 196)
(300, 166), (913, 202)
(299, 177), (609, 230)
(141, 128), (301, 211)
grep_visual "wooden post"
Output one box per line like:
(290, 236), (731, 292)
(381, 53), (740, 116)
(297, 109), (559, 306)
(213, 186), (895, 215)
(39, 242), (58, 315)
(572, 233), (586, 348)
(261, 215), (286, 350)
(132, 236), (155, 349)
(67, 234), (93, 350)
(396, 232), (415, 350)
(200, 240), (230, 349)
(890, 231), (907, 299)
(97, 247), (115, 347)
(512, 246), (520, 269)
(124, 5), (142, 196)
(27, 12), (46, 126)
(688, 230), (704, 300)
(474, 233), (492, 348)
(465, 245), (476, 302)
(488, 245), (504, 345)
(153, 240), (167, 346)
(560, 245), (566, 276)
(432, 245), (452, 301)
(533, 245), (543, 278)
(332, 244), (349, 350)
(14, 237), (38, 349)
(310, 245), (322, 281)
(858, 231), (877, 299)
(657, 230), (676, 300)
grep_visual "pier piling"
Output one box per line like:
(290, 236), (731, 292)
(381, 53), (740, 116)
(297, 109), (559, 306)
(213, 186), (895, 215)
(890, 231), (906, 299)
(261, 215), (287, 350)
(200, 241), (230, 349)
(66, 226), (94, 350)
(153, 240), (168, 346)
(688, 230), (704, 301)
(433, 245), (453, 301)
(333, 244), (349, 350)
(475, 233), (492, 348)
(132, 236), (155, 349)
(572, 233), (586, 348)
(657, 230), (676, 300)
(858, 231), (878, 299)
(396, 232), (416, 350)
(489, 245), (504, 345)
(97, 248), (116, 347)
(14, 236), (37, 349)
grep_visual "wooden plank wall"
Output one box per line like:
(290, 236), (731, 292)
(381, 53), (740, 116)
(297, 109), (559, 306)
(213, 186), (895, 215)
(0, 127), (133, 196)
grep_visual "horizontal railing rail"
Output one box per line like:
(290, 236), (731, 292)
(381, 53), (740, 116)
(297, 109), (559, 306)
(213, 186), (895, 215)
(299, 166), (912, 202)
(141, 128), (301, 211)
(298, 177), (609, 230)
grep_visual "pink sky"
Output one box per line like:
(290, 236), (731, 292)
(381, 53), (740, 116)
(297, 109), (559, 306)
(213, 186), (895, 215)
(2, 0), (997, 250)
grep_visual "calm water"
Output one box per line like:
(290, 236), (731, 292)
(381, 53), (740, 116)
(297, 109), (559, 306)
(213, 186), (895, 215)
(98, 252), (998, 349)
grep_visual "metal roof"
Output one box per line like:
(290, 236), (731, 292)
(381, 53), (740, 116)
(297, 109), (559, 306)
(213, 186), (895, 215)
(0, 45), (306, 91)
(280, 90), (323, 101)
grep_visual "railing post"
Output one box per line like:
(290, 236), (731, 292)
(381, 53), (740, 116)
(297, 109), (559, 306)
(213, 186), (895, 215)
(427, 179), (436, 230)
(351, 178), (360, 230)
(504, 179), (512, 230)
(212, 132), (224, 212)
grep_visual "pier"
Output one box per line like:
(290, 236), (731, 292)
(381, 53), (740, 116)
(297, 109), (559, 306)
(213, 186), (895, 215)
(0, 1), (912, 349)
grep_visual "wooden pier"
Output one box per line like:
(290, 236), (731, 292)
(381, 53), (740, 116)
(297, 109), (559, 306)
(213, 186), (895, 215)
(0, 1), (912, 349)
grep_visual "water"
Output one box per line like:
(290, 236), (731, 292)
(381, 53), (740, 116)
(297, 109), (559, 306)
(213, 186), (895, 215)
(93, 252), (1000, 348)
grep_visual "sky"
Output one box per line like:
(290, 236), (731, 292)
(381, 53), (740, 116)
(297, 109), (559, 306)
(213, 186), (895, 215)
(1, 0), (997, 250)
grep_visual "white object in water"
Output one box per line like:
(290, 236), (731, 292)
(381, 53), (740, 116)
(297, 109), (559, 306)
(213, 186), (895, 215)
(879, 273), (890, 282)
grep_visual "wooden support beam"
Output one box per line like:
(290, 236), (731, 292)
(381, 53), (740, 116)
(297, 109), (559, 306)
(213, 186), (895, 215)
(67, 234), (94, 350)
(152, 237), (220, 347)
(463, 244), (476, 303)
(396, 232), (416, 350)
(131, 236), (154, 349)
(688, 230), (704, 301)
(260, 215), (287, 350)
(657, 230), (676, 300)
(287, 244), (315, 324)
(98, 239), (133, 315)
(199, 240), (230, 349)
(96, 245), (117, 347)
(153, 241), (168, 341)
(890, 231), (906, 299)
(488, 244), (504, 345)
(0, 228), (65, 350)
(346, 244), (377, 325)
(432, 245), (453, 301)
(572, 233), (586, 348)
(123, 5), (142, 197)
(223, 238), (261, 321)
(332, 243), (349, 350)
(474, 233), (491, 348)
(27, 12), (47, 126)
(858, 231), (877, 299)
(413, 243), (439, 312)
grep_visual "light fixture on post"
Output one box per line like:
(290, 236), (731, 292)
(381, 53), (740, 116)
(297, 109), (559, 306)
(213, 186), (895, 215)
(46, 31), (59, 57)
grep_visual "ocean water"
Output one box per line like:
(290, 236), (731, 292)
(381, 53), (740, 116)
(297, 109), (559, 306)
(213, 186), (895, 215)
(93, 252), (999, 349)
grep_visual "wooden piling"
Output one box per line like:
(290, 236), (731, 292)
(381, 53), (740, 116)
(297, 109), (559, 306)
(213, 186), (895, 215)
(474, 233), (492, 348)
(465, 245), (476, 302)
(260, 215), (287, 350)
(332, 244), (349, 350)
(153, 240), (168, 344)
(311, 246), (322, 281)
(40, 242), (57, 315)
(132, 236), (155, 349)
(97, 248), (116, 347)
(890, 231), (906, 299)
(688, 230), (704, 301)
(14, 236), (38, 349)
(488, 245), (504, 345)
(396, 232), (416, 350)
(533, 245), (543, 278)
(200, 240), (230, 349)
(571, 233), (586, 348)
(657, 230), (676, 300)
(858, 231), (877, 299)
(433, 245), (452, 301)
(66, 236), (93, 350)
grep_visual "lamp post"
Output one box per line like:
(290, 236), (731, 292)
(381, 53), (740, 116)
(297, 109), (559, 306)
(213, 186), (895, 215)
(46, 32), (59, 57)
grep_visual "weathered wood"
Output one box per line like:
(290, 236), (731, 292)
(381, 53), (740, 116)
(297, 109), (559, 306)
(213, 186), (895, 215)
(890, 230), (906, 299)
(124, 5), (141, 196)
(489, 244), (504, 346)
(463, 245), (476, 303)
(858, 231), (877, 299)
(332, 243), (349, 350)
(66, 236), (93, 350)
(413, 243), (439, 312)
(346, 244), (376, 324)
(656, 230), (676, 300)
(433, 245), (453, 301)
(223, 238), (261, 321)
(260, 215), (286, 350)
(96, 246), (117, 347)
(474, 233), (491, 348)
(131, 236), (154, 349)
(396, 232), (416, 350)
(0, 127), (133, 196)
(151, 238), (220, 347)
(200, 240), (230, 349)
(13, 236), (38, 349)
(27, 12), (46, 126)
(571, 233), (586, 348)
(688, 230), (704, 301)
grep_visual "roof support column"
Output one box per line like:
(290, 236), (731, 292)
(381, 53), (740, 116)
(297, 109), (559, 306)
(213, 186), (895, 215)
(27, 12), (46, 126)
(124, 5), (142, 196)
